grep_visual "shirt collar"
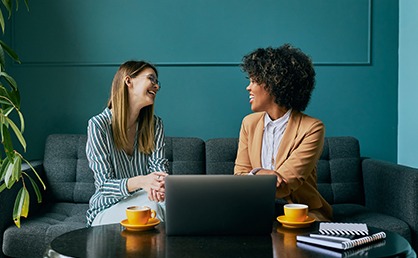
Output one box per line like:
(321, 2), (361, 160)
(264, 109), (292, 128)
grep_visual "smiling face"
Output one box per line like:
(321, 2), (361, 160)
(246, 78), (276, 113)
(126, 67), (160, 108)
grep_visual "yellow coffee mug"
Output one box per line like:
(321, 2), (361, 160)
(126, 206), (156, 225)
(283, 204), (308, 222)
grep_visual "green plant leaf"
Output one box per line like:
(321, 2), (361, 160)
(11, 153), (21, 182)
(0, 10), (4, 39)
(1, 0), (35, 228)
(0, 114), (4, 143)
(17, 108), (24, 132)
(0, 94), (15, 108)
(13, 187), (30, 228)
(3, 154), (20, 188)
(23, 0), (29, 11)
(0, 92), (14, 105)
(1, 0), (12, 18)
(2, 106), (14, 116)
(5, 116), (26, 151)
(0, 99), (11, 105)
(4, 157), (15, 188)
(0, 84), (8, 96)
(0, 94), (21, 123)
(0, 157), (9, 180)
(20, 155), (45, 190)
(1, 124), (14, 161)
(0, 40), (20, 63)
(8, 88), (20, 109)
(26, 173), (42, 203)
(0, 181), (6, 192)
(0, 71), (19, 91)
(9, 89), (20, 109)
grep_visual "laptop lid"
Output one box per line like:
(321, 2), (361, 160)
(165, 175), (277, 236)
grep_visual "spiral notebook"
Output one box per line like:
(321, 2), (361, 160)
(297, 239), (387, 257)
(318, 223), (369, 236)
(296, 223), (386, 250)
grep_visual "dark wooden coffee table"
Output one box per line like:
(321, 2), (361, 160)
(44, 221), (416, 258)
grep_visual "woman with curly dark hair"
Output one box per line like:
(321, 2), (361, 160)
(234, 44), (332, 221)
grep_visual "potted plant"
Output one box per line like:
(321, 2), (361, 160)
(0, 0), (45, 227)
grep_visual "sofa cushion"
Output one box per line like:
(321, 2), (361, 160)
(317, 137), (363, 205)
(165, 137), (205, 175)
(43, 134), (95, 203)
(332, 203), (411, 243)
(205, 138), (238, 175)
(3, 203), (88, 258)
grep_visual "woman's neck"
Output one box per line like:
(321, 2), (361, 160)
(127, 105), (141, 129)
(266, 106), (289, 121)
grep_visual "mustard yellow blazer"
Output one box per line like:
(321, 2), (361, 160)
(234, 110), (332, 221)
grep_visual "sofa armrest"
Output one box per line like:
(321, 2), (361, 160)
(362, 159), (418, 231)
(0, 161), (45, 233)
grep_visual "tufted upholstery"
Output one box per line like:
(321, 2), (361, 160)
(3, 203), (88, 257)
(2, 135), (206, 258)
(205, 138), (239, 175)
(1, 135), (417, 257)
(205, 136), (365, 206)
(43, 135), (94, 203)
(165, 137), (205, 175)
(203, 136), (417, 251)
(317, 137), (363, 205)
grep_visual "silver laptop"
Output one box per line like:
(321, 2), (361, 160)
(165, 175), (277, 236)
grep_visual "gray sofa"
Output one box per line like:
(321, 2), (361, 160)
(1, 134), (417, 257)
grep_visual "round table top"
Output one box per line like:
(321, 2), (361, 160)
(45, 221), (416, 258)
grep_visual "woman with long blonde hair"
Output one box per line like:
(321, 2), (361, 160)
(86, 60), (168, 226)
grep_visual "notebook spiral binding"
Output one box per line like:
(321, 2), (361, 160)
(319, 222), (369, 236)
(341, 232), (387, 250)
(319, 229), (369, 236)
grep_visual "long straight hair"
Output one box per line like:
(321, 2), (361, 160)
(107, 60), (158, 154)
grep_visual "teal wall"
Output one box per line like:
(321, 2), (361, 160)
(398, 0), (418, 168)
(6, 0), (399, 162)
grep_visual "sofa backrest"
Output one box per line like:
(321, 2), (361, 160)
(204, 136), (364, 205)
(43, 134), (363, 205)
(43, 134), (94, 203)
(205, 138), (239, 175)
(165, 137), (206, 175)
(317, 137), (363, 205)
(43, 135), (206, 203)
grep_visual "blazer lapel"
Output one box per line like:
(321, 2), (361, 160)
(275, 111), (301, 169)
(251, 113), (265, 168)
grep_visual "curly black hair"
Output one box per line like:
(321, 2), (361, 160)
(241, 44), (315, 112)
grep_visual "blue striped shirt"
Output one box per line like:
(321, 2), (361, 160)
(85, 108), (168, 226)
(261, 109), (291, 170)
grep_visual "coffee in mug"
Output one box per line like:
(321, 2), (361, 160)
(283, 204), (308, 222)
(126, 206), (156, 225)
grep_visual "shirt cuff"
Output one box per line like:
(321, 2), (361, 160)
(248, 167), (263, 176)
(120, 178), (131, 196)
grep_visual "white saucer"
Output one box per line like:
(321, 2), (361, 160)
(120, 218), (160, 231)
(277, 215), (315, 228)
